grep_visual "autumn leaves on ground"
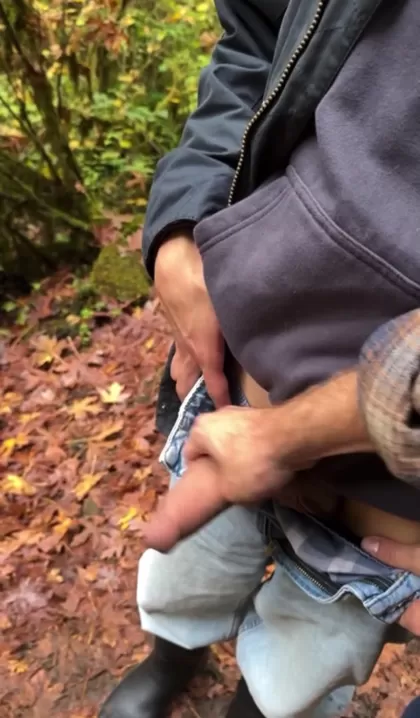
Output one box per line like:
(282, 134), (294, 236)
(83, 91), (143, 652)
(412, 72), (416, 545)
(1, 276), (419, 718)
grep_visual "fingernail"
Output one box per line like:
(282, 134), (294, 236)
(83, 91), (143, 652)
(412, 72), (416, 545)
(361, 538), (380, 555)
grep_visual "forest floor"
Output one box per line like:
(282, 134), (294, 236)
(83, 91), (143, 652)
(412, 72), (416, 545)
(1, 274), (419, 718)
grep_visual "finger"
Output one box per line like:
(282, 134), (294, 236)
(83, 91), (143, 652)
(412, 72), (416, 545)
(176, 367), (201, 401)
(398, 600), (420, 636)
(143, 458), (228, 552)
(362, 537), (420, 573)
(183, 420), (210, 463)
(202, 367), (230, 408)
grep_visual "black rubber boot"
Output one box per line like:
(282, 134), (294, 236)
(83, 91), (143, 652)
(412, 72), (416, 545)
(226, 678), (265, 718)
(99, 637), (208, 718)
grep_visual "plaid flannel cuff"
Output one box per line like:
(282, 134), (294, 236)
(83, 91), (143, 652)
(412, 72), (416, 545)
(359, 310), (420, 485)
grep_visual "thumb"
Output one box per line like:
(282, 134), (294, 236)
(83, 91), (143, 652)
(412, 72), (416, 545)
(362, 537), (420, 573)
(143, 458), (228, 552)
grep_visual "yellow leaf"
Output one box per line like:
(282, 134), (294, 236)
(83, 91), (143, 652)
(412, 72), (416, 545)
(53, 516), (73, 537)
(1, 474), (35, 496)
(47, 568), (64, 583)
(132, 307), (143, 319)
(99, 382), (130, 405)
(145, 337), (154, 351)
(18, 412), (40, 425)
(0, 391), (22, 415)
(74, 472), (104, 501)
(134, 466), (152, 482)
(78, 564), (98, 582)
(67, 396), (101, 421)
(91, 419), (124, 443)
(118, 507), (138, 531)
(66, 314), (80, 326)
(8, 659), (28, 674)
(0, 434), (29, 459)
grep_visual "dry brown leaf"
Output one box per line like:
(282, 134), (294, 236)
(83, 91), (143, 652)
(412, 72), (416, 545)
(31, 335), (64, 367)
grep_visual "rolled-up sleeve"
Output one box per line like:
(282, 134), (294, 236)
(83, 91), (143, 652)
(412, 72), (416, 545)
(359, 310), (420, 486)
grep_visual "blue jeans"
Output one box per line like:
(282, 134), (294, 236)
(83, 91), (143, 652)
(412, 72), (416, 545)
(137, 378), (415, 718)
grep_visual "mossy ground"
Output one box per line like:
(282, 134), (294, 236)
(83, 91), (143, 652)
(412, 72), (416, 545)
(90, 244), (150, 302)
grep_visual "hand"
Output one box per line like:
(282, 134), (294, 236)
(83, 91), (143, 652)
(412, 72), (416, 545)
(144, 370), (370, 551)
(183, 405), (335, 514)
(183, 405), (303, 503)
(143, 406), (299, 552)
(362, 537), (420, 635)
(155, 233), (230, 407)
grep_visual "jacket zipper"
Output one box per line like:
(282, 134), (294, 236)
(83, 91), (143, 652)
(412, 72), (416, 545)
(227, 0), (327, 207)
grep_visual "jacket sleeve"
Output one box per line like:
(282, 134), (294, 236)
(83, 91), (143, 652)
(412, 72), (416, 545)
(142, 0), (284, 276)
(359, 310), (420, 487)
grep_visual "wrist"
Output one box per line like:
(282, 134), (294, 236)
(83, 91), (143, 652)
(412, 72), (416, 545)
(266, 371), (374, 471)
(155, 230), (200, 282)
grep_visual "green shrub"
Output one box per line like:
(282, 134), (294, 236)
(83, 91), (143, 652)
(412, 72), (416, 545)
(0, 0), (219, 277)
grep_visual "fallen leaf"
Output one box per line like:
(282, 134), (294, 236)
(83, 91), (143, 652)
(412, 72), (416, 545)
(0, 433), (30, 459)
(53, 513), (73, 537)
(78, 564), (98, 582)
(118, 507), (138, 530)
(8, 659), (29, 674)
(132, 436), (151, 455)
(133, 466), (152, 482)
(67, 396), (102, 421)
(0, 614), (12, 630)
(2, 473), (36, 496)
(145, 337), (154, 351)
(132, 306), (143, 320)
(0, 391), (23, 415)
(18, 411), (41, 425)
(74, 472), (104, 500)
(31, 335), (64, 367)
(47, 568), (64, 583)
(99, 381), (131, 404)
(90, 419), (124, 442)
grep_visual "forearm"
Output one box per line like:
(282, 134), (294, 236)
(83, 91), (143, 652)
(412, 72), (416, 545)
(270, 370), (374, 470)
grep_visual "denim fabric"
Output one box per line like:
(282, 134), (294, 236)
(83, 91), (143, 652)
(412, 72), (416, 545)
(138, 379), (392, 717)
(160, 376), (420, 624)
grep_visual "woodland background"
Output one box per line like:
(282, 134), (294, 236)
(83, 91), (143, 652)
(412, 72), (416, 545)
(0, 2), (419, 716)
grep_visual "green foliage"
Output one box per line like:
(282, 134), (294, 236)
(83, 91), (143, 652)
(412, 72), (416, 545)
(0, 0), (219, 277)
(90, 244), (150, 301)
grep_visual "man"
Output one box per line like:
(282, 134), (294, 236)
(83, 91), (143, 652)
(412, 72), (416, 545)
(100, 2), (420, 717)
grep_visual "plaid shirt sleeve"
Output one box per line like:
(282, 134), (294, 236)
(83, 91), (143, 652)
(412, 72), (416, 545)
(359, 310), (420, 486)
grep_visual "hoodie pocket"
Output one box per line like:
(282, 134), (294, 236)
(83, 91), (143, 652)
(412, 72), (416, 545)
(195, 173), (418, 403)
